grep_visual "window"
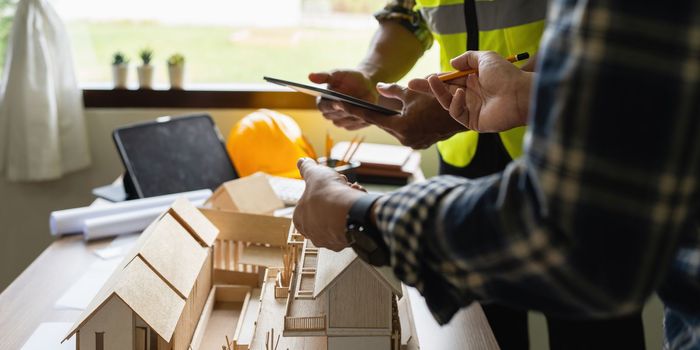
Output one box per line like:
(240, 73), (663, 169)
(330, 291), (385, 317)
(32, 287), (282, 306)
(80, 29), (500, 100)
(49, 0), (439, 88)
(0, 0), (17, 78)
(95, 331), (105, 350)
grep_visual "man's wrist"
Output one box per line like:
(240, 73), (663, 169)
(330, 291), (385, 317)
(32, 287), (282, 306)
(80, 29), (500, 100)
(516, 72), (534, 125)
(346, 193), (389, 266)
(357, 62), (386, 86)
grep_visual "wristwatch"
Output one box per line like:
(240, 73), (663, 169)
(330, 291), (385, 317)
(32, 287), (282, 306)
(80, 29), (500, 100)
(345, 193), (390, 266)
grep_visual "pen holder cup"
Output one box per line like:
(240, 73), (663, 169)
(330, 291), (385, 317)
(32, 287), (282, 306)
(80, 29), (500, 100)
(317, 157), (361, 183)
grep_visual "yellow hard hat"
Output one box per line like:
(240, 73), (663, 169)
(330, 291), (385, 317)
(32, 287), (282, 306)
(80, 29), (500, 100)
(226, 109), (316, 179)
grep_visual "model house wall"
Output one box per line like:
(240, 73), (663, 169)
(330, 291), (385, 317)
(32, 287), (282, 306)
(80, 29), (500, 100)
(327, 260), (392, 330)
(77, 296), (133, 350)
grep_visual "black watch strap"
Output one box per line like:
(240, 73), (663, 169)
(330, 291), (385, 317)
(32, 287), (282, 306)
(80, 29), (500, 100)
(346, 193), (389, 266)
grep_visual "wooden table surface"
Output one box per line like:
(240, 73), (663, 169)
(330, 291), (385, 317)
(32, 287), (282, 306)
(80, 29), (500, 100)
(0, 174), (499, 350)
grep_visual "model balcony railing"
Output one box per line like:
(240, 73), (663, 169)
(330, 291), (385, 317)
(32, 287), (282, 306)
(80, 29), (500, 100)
(284, 315), (326, 331)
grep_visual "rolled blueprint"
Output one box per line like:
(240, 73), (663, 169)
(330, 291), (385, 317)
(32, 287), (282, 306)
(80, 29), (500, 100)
(49, 189), (212, 236)
(82, 198), (206, 241)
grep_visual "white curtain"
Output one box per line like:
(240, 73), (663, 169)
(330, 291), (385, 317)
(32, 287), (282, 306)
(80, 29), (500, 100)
(0, 0), (90, 181)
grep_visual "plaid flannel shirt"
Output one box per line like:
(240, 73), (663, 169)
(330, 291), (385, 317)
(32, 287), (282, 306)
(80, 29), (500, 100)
(373, 0), (700, 346)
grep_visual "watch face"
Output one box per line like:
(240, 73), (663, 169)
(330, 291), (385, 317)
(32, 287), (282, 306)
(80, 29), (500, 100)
(346, 226), (389, 266)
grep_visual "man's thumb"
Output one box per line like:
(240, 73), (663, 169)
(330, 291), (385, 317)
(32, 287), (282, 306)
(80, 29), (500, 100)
(450, 51), (481, 71)
(308, 72), (331, 84)
(376, 82), (407, 99)
(297, 157), (318, 179)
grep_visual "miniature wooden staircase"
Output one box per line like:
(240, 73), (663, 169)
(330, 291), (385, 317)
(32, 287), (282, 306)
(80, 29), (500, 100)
(294, 240), (318, 299)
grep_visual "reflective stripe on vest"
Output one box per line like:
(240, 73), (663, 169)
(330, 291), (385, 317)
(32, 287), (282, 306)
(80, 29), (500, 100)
(415, 0), (546, 167)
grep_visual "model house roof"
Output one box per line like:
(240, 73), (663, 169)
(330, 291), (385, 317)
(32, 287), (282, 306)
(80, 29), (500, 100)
(206, 172), (284, 215)
(64, 198), (218, 343)
(313, 247), (402, 298)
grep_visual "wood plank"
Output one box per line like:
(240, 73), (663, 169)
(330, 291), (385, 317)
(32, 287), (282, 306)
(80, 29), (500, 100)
(200, 209), (290, 246)
(138, 214), (209, 299)
(169, 197), (219, 247)
(239, 245), (284, 268)
(221, 173), (285, 215)
(215, 285), (251, 303)
(189, 287), (216, 350)
(213, 269), (261, 288)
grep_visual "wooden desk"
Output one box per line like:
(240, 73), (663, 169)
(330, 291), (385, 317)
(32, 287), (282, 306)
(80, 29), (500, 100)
(0, 176), (499, 350)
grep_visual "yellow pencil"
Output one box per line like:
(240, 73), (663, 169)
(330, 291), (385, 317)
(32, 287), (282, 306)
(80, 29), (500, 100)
(345, 136), (365, 163)
(325, 131), (333, 159)
(340, 135), (359, 163)
(438, 52), (530, 82)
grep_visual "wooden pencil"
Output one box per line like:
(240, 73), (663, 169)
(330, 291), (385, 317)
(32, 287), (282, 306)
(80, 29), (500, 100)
(345, 136), (365, 163)
(438, 52), (529, 82)
(340, 135), (359, 163)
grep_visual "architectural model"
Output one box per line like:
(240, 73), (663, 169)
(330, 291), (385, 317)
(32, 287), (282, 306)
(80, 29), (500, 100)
(63, 175), (414, 350)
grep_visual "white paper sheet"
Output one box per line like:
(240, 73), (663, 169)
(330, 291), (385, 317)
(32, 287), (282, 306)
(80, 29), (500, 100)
(20, 322), (75, 350)
(93, 232), (140, 260)
(49, 189), (212, 236)
(54, 258), (122, 310)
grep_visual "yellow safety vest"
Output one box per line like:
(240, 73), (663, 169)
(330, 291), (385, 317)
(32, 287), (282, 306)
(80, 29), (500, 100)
(415, 0), (546, 167)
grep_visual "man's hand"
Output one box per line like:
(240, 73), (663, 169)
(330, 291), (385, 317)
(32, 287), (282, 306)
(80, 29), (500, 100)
(293, 158), (367, 251)
(408, 51), (533, 132)
(308, 70), (378, 130)
(336, 83), (465, 149)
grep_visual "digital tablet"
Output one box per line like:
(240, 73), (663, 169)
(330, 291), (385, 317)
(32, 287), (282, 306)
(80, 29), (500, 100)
(264, 76), (399, 115)
(113, 114), (238, 199)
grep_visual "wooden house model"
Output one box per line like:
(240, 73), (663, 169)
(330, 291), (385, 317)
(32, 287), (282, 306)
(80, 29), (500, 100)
(62, 195), (290, 350)
(63, 198), (221, 350)
(239, 225), (404, 350)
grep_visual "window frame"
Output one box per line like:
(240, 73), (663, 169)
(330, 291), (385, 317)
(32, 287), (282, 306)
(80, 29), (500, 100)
(82, 87), (316, 109)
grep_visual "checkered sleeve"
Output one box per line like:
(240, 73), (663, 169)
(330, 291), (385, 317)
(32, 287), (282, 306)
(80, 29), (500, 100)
(374, 0), (433, 51)
(373, 0), (700, 327)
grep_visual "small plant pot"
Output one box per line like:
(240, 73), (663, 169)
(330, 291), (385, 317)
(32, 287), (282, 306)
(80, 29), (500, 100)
(112, 64), (128, 89)
(137, 65), (154, 89)
(168, 64), (184, 90)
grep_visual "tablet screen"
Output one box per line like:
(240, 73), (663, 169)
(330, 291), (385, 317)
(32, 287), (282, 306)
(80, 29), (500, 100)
(264, 76), (400, 115)
(113, 114), (238, 198)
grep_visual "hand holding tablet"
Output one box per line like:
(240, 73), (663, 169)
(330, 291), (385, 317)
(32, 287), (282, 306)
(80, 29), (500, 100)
(263, 76), (400, 115)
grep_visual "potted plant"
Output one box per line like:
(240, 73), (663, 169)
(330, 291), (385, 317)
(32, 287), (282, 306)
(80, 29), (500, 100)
(112, 52), (129, 89)
(137, 48), (154, 89)
(167, 53), (185, 90)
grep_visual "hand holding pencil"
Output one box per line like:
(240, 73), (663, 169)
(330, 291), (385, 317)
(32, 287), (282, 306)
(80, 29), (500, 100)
(408, 51), (534, 132)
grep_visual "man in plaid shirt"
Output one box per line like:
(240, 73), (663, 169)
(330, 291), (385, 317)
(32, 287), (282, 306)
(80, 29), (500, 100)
(293, 0), (700, 348)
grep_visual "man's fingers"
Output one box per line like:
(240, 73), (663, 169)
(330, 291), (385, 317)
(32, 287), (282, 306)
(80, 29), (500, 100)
(464, 75), (483, 130)
(341, 102), (401, 128)
(317, 97), (345, 114)
(427, 75), (454, 110)
(332, 117), (367, 130)
(450, 88), (469, 127)
(450, 51), (481, 71)
(376, 82), (408, 100)
(308, 72), (331, 84)
(343, 121), (370, 131)
(407, 78), (433, 95)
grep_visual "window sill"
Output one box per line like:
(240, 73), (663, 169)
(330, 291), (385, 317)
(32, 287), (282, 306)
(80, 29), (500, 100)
(82, 83), (316, 109)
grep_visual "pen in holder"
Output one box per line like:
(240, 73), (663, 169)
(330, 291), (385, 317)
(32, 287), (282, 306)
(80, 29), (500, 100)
(317, 157), (361, 183)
